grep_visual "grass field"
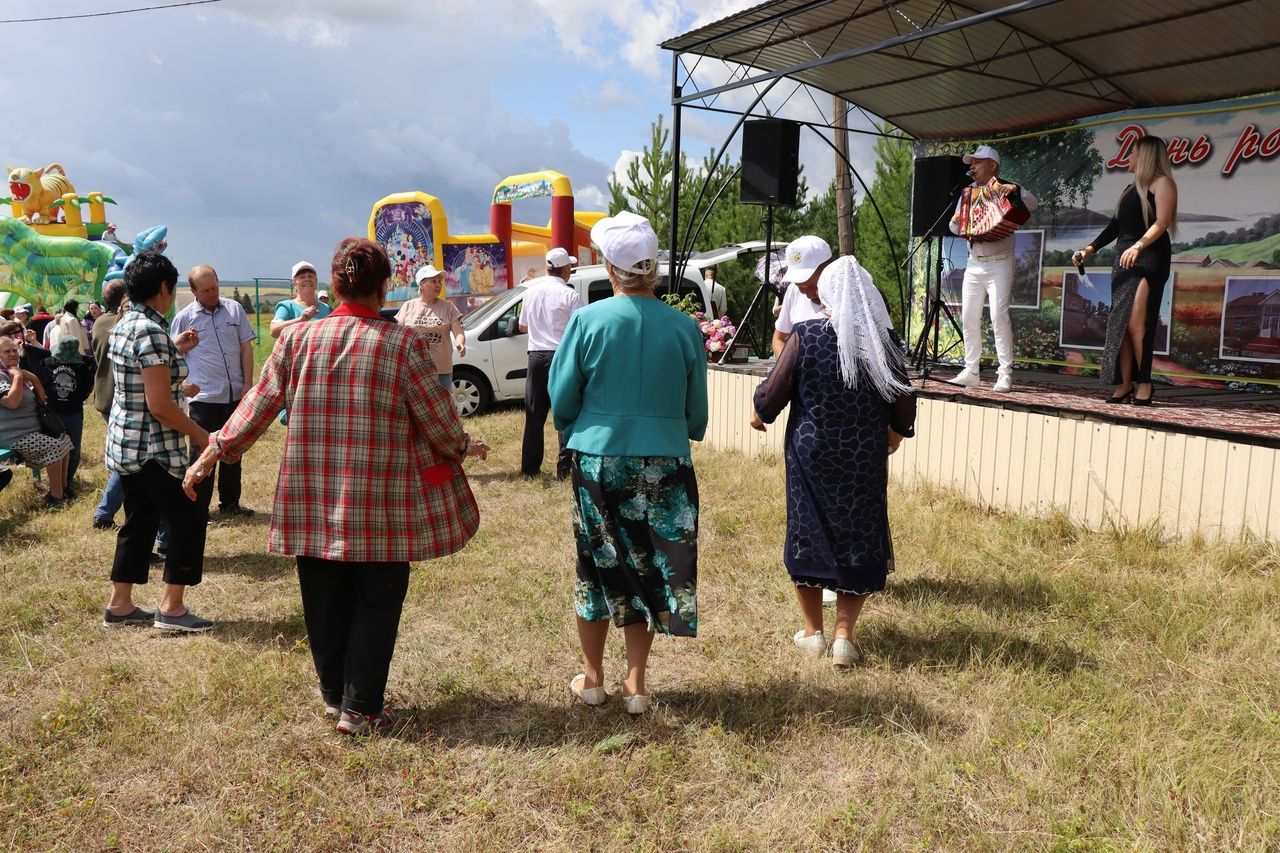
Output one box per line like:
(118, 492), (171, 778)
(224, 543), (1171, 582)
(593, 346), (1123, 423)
(2, 408), (1279, 851)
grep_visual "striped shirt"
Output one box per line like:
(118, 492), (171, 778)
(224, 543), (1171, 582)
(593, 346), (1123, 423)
(170, 297), (256, 403)
(105, 303), (190, 479)
(212, 302), (479, 562)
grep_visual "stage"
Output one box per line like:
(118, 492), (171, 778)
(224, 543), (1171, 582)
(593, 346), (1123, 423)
(704, 362), (1280, 541)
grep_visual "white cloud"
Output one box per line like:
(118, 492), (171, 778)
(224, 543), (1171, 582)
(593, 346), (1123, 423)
(235, 89), (271, 105)
(577, 80), (641, 113)
(575, 184), (608, 209)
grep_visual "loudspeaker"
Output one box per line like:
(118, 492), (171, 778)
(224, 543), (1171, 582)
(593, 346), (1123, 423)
(741, 119), (800, 206)
(911, 155), (969, 237)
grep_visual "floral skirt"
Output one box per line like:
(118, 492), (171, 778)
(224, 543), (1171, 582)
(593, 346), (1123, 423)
(570, 453), (699, 637)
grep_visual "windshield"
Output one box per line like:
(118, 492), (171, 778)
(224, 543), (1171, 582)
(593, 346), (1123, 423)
(462, 286), (525, 331)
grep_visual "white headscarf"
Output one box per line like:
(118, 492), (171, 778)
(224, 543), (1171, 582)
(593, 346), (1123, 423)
(816, 256), (911, 400)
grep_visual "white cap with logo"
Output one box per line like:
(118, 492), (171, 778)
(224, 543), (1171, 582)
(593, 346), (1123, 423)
(590, 211), (659, 275)
(962, 144), (1001, 166)
(415, 264), (444, 284)
(291, 260), (317, 279)
(781, 235), (833, 283)
(545, 247), (577, 269)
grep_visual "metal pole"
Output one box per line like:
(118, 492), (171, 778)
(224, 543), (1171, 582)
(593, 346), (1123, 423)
(668, 51), (682, 289)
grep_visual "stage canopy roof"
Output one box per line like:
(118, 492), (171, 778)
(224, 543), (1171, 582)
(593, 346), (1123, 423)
(662, 0), (1280, 140)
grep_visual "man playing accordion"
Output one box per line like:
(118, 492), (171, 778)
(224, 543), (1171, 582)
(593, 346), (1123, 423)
(946, 145), (1038, 393)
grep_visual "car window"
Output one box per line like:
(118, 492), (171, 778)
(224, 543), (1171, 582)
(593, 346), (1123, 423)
(462, 286), (525, 330)
(587, 279), (612, 303)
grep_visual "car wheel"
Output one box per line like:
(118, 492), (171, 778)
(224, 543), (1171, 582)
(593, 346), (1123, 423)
(451, 368), (492, 418)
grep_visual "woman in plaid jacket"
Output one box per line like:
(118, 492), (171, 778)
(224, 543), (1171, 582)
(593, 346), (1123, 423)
(186, 237), (487, 735)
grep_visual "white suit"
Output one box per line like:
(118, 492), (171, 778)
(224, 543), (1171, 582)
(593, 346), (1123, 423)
(949, 183), (1038, 378)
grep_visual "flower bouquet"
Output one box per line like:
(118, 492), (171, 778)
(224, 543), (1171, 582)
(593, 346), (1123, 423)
(694, 312), (743, 361)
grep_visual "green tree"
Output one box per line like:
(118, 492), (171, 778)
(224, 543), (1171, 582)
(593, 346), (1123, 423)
(997, 127), (1104, 222)
(854, 124), (912, 329)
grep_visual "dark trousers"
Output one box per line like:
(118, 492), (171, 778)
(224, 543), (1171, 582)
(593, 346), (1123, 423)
(112, 460), (211, 586)
(59, 410), (84, 484)
(296, 556), (410, 715)
(189, 400), (242, 509)
(522, 350), (569, 477)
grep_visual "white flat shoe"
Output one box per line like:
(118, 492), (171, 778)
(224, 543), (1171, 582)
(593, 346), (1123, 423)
(623, 693), (650, 715)
(831, 637), (857, 668)
(793, 629), (826, 657)
(569, 674), (607, 706)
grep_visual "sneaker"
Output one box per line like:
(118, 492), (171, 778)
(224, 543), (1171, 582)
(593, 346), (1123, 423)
(219, 504), (254, 518)
(993, 374), (1013, 393)
(323, 703), (341, 719)
(821, 589), (837, 605)
(793, 629), (826, 657)
(337, 707), (396, 735)
(946, 368), (980, 388)
(831, 637), (858, 668)
(102, 605), (157, 628)
(153, 610), (214, 633)
(92, 515), (116, 530)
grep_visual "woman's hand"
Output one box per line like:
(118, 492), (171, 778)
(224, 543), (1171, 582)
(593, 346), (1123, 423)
(887, 428), (903, 454)
(173, 328), (199, 354)
(455, 335), (466, 357)
(182, 382), (200, 398)
(465, 438), (490, 460)
(302, 304), (318, 320)
(1072, 246), (1092, 265)
(183, 444), (220, 500)
(1119, 244), (1142, 268)
(749, 412), (766, 433)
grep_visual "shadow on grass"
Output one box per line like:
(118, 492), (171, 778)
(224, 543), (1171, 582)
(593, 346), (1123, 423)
(860, 622), (1091, 674)
(884, 574), (1060, 616)
(205, 553), (295, 580)
(387, 680), (955, 748)
(466, 471), (531, 486)
(213, 611), (307, 645)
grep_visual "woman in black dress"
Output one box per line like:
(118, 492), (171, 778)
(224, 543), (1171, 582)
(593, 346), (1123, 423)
(750, 257), (916, 667)
(1075, 136), (1178, 406)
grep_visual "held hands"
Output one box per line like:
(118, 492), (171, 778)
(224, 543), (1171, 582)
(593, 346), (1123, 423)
(183, 444), (220, 500)
(749, 412), (766, 433)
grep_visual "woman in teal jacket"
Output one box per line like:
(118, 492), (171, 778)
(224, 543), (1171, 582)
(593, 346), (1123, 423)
(549, 211), (708, 716)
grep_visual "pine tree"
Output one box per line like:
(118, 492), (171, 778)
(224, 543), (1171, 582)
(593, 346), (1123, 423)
(853, 124), (912, 329)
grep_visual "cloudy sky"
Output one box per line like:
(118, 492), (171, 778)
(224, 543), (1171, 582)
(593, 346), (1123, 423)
(2, 0), (881, 282)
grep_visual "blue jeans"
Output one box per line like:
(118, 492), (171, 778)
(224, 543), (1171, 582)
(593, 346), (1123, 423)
(438, 373), (452, 390)
(95, 411), (125, 523)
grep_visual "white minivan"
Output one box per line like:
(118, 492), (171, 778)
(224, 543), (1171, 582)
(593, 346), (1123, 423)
(440, 263), (712, 417)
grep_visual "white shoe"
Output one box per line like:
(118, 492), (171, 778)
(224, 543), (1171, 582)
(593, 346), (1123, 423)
(993, 374), (1013, 393)
(831, 637), (857, 668)
(946, 368), (980, 387)
(821, 589), (837, 605)
(793, 629), (826, 657)
(623, 694), (650, 716)
(569, 674), (607, 706)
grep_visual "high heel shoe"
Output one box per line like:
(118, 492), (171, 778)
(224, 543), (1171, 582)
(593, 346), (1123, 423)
(1104, 387), (1134, 404)
(1132, 385), (1155, 406)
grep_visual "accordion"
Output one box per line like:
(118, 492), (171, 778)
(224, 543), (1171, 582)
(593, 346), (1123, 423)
(956, 178), (1030, 243)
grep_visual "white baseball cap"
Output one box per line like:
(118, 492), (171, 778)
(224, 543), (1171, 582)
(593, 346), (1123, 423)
(14, 303), (31, 314)
(318, 290), (329, 300)
(962, 144), (1001, 166)
(545, 247), (576, 269)
(291, 260), (317, 279)
(781, 235), (833, 283)
(590, 211), (659, 275)
(415, 264), (444, 283)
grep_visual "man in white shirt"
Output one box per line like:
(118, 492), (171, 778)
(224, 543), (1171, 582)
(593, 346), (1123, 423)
(946, 144), (1039, 393)
(772, 235), (833, 357)
(519, 247), (582, 478)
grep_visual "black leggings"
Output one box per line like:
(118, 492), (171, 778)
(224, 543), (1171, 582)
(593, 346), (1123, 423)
(111, 460), (211, 586)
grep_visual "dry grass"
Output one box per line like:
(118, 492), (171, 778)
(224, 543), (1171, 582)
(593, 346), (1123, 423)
(2, 406), (1279, 851)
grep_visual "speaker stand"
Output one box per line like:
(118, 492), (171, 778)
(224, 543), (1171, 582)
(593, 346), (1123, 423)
(718, 204), (776, 364)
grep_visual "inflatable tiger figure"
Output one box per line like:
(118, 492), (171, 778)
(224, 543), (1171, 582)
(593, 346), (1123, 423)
(7, 163), (76, 224)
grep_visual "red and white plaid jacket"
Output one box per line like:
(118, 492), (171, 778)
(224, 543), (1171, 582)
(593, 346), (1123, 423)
(212, 302), (479, 563)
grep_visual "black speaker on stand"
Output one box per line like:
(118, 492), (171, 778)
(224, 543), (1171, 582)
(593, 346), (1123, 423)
(906, 155), (969, 379)
(725, 119), (801, 363)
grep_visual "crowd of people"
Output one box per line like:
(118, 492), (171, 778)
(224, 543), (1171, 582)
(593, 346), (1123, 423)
(4, 152), (1177, 733)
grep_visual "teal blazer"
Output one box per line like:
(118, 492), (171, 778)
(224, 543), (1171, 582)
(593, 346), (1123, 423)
(549, 295), (708, 458)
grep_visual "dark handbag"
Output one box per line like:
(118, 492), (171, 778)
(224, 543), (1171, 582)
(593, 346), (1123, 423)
(35, 400), (66, 439)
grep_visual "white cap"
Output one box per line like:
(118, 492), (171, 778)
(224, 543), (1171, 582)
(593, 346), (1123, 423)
(590, 211), (659, 275)
(962, 144), (1001, 166)
(291, 260), (317, 279)
(318, 290), (329, 300)
(14, 303), (31, 314)
(545, 247), (576, 269)
(781, 235), (832, 283)
(415, 264), (444, 284)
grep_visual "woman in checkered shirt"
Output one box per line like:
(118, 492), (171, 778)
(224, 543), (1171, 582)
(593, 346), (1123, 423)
(186, 238), (488, 735)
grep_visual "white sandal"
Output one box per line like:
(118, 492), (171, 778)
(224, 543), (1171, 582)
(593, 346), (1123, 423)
(569, 674), (607, 706)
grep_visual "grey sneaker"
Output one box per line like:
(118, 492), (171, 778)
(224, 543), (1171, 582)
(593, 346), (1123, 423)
(102, 606), (158, 628)
(153, 610), (214, 633)
(336, 708), (396, 735)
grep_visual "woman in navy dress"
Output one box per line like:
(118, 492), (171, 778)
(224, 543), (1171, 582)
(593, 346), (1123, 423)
(751, 257), (916, 667)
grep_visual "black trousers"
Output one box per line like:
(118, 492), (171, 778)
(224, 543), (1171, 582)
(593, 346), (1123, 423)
(189, 400), (242, 509)
(112, 460), (211, 586)
(296, 556), (410, 715)
(521, 350), (570, 477)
